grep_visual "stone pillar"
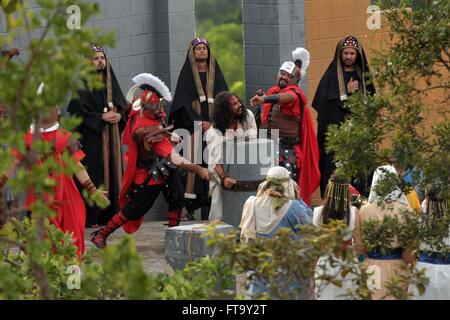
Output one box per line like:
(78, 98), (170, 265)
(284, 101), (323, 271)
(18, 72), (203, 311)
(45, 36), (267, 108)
(243, 0), (307, 100)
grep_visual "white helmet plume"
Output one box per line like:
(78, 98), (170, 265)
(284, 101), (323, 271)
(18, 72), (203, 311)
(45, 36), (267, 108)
(132, 73), (172, 102)
(292, 47), (310, 78)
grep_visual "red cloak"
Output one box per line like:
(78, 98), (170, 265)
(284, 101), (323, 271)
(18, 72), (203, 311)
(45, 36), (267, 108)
(262, 85), (320, 206)
(22, 130), (86, 259)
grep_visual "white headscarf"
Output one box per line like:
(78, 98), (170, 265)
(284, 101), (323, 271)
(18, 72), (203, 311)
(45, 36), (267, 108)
(368, 165), (409, 206)
(240, 166), (299, 241)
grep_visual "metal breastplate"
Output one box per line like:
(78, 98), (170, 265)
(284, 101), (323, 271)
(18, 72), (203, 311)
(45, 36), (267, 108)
(267, 104), (300, 138)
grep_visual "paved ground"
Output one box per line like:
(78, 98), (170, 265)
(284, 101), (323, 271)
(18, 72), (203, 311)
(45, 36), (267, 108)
(84, 219), (206, 276)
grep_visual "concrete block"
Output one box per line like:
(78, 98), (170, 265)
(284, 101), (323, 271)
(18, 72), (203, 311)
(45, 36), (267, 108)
(262, 45), (280, 66)
(130, 0), (154, 15)
(104, 0), (130, 18)
(144, 53), (157, 72)
(153, 0), (168, 13)
(245, 65), (265, 84)
(278, 24), (292, 44)
(168, 13), (183, 33)
(292, 23), (306, 45)
(143, 15), (156, 34)
(244, 25), (279, 45)
(243, 4), (262, 24)
(153, 14), (169, 33)
(107, 37), (132, 58)
(221, 139), (276, 227)
(169, 30), (193, 52)
(244, 44), (264, 66)
(118, 15), (145, 37)
(120, 54), (145, 76)
(280, 3), (304, 24)
(165, 223), (235, 270)
(180, 12), (195, 32)
(168, 51), (185, 73)
(131, 34), (156, 55)
(263, 65), (279, 83)
(168, 0), (195, 13)
(261, 5), (280, 24)
(90, 19), (118, 35)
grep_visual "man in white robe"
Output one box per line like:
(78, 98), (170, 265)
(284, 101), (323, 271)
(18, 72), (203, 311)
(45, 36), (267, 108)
(206, 91), (257, 221)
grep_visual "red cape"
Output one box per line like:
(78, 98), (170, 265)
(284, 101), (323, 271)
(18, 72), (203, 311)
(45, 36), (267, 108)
(120, 113), (162, 234)
(262, 85), (320, 206)
(122, 108), (140, 167)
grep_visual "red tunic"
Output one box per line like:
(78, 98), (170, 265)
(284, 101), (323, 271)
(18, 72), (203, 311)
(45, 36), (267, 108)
(15, 129), (86, 259)
(262, 85), (320, 206)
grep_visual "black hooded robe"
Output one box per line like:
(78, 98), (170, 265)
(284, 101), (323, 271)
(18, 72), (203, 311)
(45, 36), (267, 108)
(67, 67), (128, 227)
(168, 47), (228, 216)
(312, 37), (376, 197)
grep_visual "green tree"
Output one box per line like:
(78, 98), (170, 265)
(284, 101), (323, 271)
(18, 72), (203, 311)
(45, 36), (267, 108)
(196, 0), (245, 99)
(204, 23), (244, 99)
(196, 0), (242, 29)
(0, 0), (114, 299)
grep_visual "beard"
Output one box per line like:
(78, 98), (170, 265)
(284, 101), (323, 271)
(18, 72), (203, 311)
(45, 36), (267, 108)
(343, 59), (355, 67)
(96, 66), (106, 74)
(278, 79), (287, 88)
(233, 105), (247, 121)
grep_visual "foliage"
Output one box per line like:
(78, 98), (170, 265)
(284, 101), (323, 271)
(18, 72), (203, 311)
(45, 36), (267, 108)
(0, 218), (82, 299)
(361, 207), (421, 255)
(204, 220), (427, 300)
(196, 0), (242, 33)
(361, 215), (401, 255)
(196, 0), (245, 100)
(205, 221), (348, 299)
(204, 23), (244, 99)
(0, 0), (117, 299)
(420, 210), (450, 255)
(0, 221), (232, 300)
(159, 255), (235, 300)
(326, 3), (449, 293)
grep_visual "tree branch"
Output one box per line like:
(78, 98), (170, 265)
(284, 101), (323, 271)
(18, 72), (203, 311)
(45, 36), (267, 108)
(10, 11), (54, 132)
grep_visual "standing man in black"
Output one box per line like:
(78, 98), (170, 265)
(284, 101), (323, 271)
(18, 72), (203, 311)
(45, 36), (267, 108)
(67, 45), (128, 227)
(312, 35), (376, 197)
(169, 37), (228, 220)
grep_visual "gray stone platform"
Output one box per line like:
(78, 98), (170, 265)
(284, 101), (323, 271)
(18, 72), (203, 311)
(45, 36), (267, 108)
(85, 220), (203, 275)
